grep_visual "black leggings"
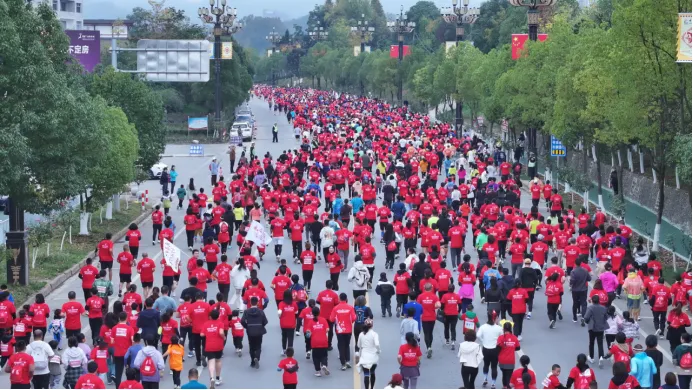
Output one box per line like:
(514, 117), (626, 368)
(302, 270), (313, 291)
(186, 230), (194, 248)
(422, 321), (435, 349)
(461, 366), (478, 389)
(152, 224), (162, 242)
(281, 328), (294, 350)
(512, 313), (524, 336)
(363, 364), (377, 389)
(482, 347), (499, 380)
(180, 326), (193, 352)
(312, 347), (328, 371)
(444, 315), (458, 342)
(501, 368), (514, 388)
(292, 241), (302, 258)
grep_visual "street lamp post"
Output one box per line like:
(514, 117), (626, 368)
(309, 24), (329, 41)
(266, 27), (281, 86)
(387, 6), (415, 104)
(351, 14), (374, 97)
(198, 0), (239, 128)
(441, 0), (480, 138)
(509, 0), (556, 154)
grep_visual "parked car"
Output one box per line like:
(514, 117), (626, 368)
(150, 162), (168, 179)
(232, 121), (253, 141)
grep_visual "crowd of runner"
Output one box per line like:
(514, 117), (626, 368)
(0, 85), (691, 390)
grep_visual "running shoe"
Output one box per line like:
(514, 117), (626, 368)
(557, 311), (563, 320)
(253, 358), (260, 369)
(427, 348), (432, 359)
(321, 365), (330, 376)
(549, 320), (556, 329)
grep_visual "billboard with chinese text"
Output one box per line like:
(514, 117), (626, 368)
(65, 30), (101, 72)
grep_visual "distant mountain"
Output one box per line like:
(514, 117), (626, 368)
(284, 14), (309, 29)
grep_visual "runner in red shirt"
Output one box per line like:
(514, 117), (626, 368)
(116, 245), (135, 298)
(509, 356), (537, 389)
(5, 341), (34, 388)
(299, 242), (317, 292)
(307, 306), (330, 376)
(329, 294), (356, 369)
(212, 255), (233, 302)
(96, 233), (114, 281)
(278, 349), (299, 388)
(110, 312), (134, 388)
(190, 295), (211, 366)
(79, 258), (100, 301)
(136, 255), (156, 299)
(200, 310), (226, 386)
(61, 292), (85, 338)
(417, 284), (440, 357)
(125, 224), (142, 258)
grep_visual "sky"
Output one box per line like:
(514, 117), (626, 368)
(86, 0), (485, 22)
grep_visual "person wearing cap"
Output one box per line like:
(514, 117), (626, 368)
(629, 343), (657, 389)
(209, 158), (220, 187)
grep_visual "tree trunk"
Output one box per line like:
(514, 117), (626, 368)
(113, 194), (121, 212)
(79, 213), (90, 235)
(595, 144), (604, 210)
(105, 201), (113, 220)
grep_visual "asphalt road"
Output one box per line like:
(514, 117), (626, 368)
(0, 97), (680, 389)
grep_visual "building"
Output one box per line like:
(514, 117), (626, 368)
(28, 0), (85, 29)
(83, 19), (133, 41)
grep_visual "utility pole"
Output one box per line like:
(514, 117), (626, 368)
(350, 14), (374, 97)
(387, 6), (415, 105)
(441, 0), (479, 138)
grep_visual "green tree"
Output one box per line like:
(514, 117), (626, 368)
(87, 68), (166, 170)
(0, 0), (108, 213)
(84, 103), (140, 209)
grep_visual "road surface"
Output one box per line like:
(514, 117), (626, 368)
(0, 97), (679, 389)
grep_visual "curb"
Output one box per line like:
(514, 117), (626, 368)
(21, 210), (150, 308)
(159, 154), (216, 158)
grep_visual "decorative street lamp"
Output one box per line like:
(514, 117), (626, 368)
(350, 14), (375, 54)
(309, 24), (329, 41)
(387, 5), (415, 104)
(198, 0), (240, 127)
(441, 0), (480, 138)
(351, 14), (374, 96)
(265, 27), (282, 85)
(509, 0), (556, 153)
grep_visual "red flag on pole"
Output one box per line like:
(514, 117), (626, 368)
(511, 34), (548, 60)
(390, 45), (411, 58)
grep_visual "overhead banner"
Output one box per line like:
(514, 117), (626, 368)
(677, 13), (692, 62)
(162, 239), (181, 273)
(389, 45), (411, 59)
(65, 30), (101, 72)
(188, 117), (208, 131)
(511, 33), (548, 60)
(246, 221), (272, 246)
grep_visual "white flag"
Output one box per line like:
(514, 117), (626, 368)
(246, 221), (272, 246)
(163, 239), (181, 273)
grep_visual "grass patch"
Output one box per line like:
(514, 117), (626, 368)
(0, 200), (144, 305)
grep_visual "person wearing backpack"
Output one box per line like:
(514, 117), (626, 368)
(672, 332), (692, 389)
(26, 329), (54, 389)
(133, 335), (165, 389)
(347, 259), (369, 299)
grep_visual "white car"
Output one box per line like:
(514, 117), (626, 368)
(232, 121), (253, 141)
(149, 162), (168, 179)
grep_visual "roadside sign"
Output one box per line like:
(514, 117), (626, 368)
(189, 145), (204, 156)
(551, 136), (566, 157)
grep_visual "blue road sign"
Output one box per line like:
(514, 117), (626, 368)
(189, 144), (204, 156)
(551, 136), (566, 157)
